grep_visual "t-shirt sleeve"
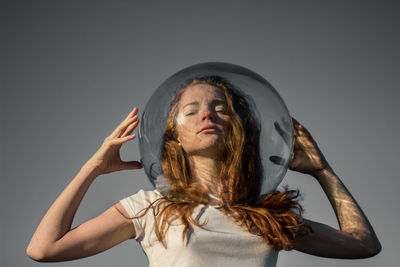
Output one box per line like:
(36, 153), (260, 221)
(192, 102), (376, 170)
(119, 189), (163, 240)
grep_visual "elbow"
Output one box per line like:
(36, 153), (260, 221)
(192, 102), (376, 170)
(358, 240), (382, 259)
(367, 241), (382, 258)
(366, 234), (383, 258)
(26, 244), (52, 262)
(26, 245), (44, 262)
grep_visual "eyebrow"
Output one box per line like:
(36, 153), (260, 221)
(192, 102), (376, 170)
(182, 99), (226, 109)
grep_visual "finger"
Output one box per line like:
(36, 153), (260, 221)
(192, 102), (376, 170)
(126, 107), (138, 119)
(292, 117), (309, 137)
(121, 119), (139, 137)
(121, 122), (137, 138)
(292, 117), (308, 131)
(110, 115), (139, 138)
(122, 133), (137, 142)
(120, 160), (143, 170)
(109, 108), (138, 137)
(111, 133), (137, 146)
(291, 117), (299, 137)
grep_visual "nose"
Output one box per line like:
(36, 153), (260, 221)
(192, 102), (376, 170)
(201, 109), (214, 121)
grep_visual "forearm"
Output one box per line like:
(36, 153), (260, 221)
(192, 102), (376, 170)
(27, 163), (100, 254)
(312, 167), (381, 251)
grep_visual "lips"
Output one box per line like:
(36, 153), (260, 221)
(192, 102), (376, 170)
(199, 125), (218, 133)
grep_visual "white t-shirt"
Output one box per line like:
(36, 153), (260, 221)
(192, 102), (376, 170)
(120, 189), (279, 267)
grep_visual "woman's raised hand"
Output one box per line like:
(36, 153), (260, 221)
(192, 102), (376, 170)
(26, 108), (142, 262)
(84, 107), (142, 175)
(289, 118), (330, 175)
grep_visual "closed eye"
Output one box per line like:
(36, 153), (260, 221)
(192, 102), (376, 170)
(215, 105), (227, 113)
(185, 110), (197, 116)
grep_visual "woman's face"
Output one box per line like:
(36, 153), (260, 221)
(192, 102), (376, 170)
(175, 83), (231, 158)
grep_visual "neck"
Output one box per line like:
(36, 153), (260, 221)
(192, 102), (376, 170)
(187, 155), (224, 201)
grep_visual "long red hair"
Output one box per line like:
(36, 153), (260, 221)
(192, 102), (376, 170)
(137, 76), (310, 250)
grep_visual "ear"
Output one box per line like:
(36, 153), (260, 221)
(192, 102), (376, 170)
(177, 137), (181, 146)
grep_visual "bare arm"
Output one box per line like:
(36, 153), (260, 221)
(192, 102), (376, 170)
(294, 169), (381, 258)
(288, 118), (381, 258)
(27, 107), (142, 262)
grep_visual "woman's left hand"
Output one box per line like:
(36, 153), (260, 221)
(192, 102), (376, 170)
(289, 118), (330, 175)
(291, 118), (382, 258)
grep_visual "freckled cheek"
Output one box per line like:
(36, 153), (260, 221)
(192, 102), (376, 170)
(176, 113), (198, 133)
(176, 125), (196, 145)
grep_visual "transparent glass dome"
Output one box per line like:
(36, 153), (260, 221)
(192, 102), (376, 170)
(139, 62), (293, 198)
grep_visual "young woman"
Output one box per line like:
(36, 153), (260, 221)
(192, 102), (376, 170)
(27, 76), (381, 266)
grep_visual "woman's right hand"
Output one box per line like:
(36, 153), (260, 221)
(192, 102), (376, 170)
(84, 107), (142, 175)
(27, 108), (142, 262)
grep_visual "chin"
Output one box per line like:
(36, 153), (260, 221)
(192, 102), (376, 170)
(190, 145), (225, 158)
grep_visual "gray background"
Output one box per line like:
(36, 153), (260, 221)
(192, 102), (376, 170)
(1, 0), (399, 266)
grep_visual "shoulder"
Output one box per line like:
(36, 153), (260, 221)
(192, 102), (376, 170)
(119, 189), (163, 218)
(119, 189), (164, 241)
